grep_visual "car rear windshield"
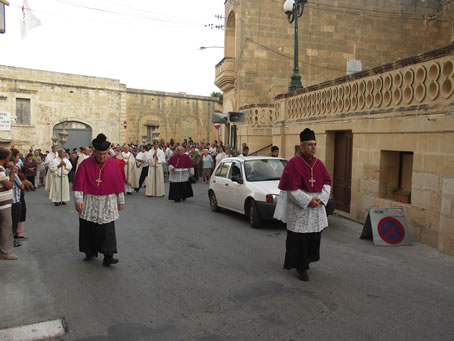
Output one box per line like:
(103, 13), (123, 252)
(244, 159), (288, 182)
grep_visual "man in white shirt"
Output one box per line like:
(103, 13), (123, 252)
(134, 145), (149, 192)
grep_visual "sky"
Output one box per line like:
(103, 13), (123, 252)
(0, 0), (225, 96)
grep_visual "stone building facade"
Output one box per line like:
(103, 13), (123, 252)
(0, 65), (220, 151)
(239, 44), (454, 255)
(216, 0), (453, 126)
(214, 1), (454, 254)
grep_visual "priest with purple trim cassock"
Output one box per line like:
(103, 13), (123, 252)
(72, 133), (125, 267)
(274, 128), (332, 281)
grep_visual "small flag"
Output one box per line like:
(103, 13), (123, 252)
(21, 0), (41, 39)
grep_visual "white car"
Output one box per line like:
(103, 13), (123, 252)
(208, 156), (288, 228)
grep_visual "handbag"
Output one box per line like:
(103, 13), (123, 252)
(188, 175), (197, 184)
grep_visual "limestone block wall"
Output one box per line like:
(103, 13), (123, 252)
(0, 65), (125, 151)
(267, 43), (454, 254)
(0, 65), (220, 150)
(221, 0), (453, 112)
(125, 89), (219, 144)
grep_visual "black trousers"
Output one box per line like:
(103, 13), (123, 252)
(79, 218), (117, 257)
(284, 230), (321, 271)
(11, 203), (22, 235)
(137, 166), (149, 190)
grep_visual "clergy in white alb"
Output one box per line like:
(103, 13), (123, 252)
(145, 144), (165, 197)
(48, 149), (72, 206)
(44, 145), (57, 192)
(76, 147), (90, 173)
(274, 128), (331, 282)
(118, 145), (139, 194)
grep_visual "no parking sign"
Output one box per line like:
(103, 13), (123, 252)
(360, 208), (412, 246)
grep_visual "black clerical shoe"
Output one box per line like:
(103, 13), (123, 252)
(103, 256), (119, 267)
(54, 203), (61, 206)
(84, 253), (94, 261)
(297, 269), (309, 281)
(61, 202), (67, 205)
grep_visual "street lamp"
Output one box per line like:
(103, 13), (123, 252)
(283, 0), (307, 92)
(152, 128), (160, 143)
(59, 128), (68, 147)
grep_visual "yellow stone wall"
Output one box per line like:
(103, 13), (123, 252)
(0, 65), (126, 151)
(239, 44), (454, 254)
(218, 0), (453, 114)
(0, 65), (220, 151)
(125, 89), (218, 145)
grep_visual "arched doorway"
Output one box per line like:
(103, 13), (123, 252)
(53, 121), (92, 150)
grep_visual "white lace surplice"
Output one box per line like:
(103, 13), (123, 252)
(274, 184), (331, 233)
(168, 166), (194, 183)
(74, 191), (125, 224)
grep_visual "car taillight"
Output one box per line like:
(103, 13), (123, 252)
(266, 194), (274, 203)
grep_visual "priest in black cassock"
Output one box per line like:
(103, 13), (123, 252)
(72, 134), (125, 267)
(274, 128), (332, 281)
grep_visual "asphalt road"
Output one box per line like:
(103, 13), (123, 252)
(1, 182), (454, 340)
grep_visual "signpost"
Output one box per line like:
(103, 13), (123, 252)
(0, 112), (11, 131)
(360, 208), (412, 246)
(347, 59), (362, 75)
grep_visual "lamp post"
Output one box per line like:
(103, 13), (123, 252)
(51, 135), (58, 147)
(152, 127), (160, 143)
(283, 0), (307, 92)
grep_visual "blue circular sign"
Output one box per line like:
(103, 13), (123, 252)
(377, 217), (405, 245)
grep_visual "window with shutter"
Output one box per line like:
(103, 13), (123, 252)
(16, 98), (31, 125)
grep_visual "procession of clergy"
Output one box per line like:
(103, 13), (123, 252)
(41, 129), (331, 280)
(44, 142), (170, 206)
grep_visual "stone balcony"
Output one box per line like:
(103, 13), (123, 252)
(240, 104), (276, 125)
(215, 57), (236, 92)
(274, 43), (454, 122)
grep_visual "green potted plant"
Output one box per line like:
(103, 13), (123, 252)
(392, 187), (411, 203)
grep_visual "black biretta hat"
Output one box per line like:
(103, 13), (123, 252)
(300, 128), (316, 142)
(92, 134), (110, 151)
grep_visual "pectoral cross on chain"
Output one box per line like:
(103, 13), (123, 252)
(96, 178), (102, 186)
(299, 154), (318, 188)
(309, 178), (316, 187)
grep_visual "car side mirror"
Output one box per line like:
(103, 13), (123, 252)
(231, 175), (243, 184)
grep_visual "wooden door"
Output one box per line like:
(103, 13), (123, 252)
(333, 131), (353, 213)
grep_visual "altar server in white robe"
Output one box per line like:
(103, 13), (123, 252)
(118, 145), (139, 194)
(44, 145), (57, 191)
(145, 143), (165, 197)
(49, 149), (72, 206)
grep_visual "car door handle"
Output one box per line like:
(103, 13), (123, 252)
(225, 184), (229, 187)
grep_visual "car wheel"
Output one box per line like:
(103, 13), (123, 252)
(249, 200), (262, 228)
(209, 191), (220, 212)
